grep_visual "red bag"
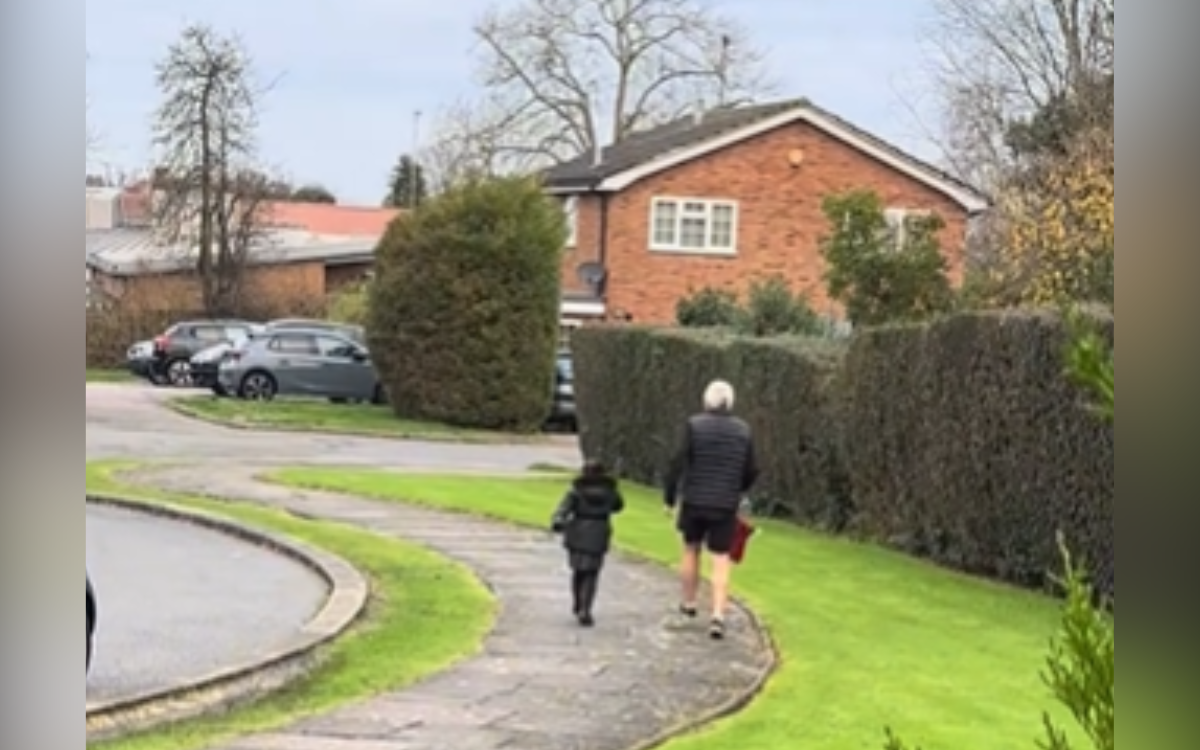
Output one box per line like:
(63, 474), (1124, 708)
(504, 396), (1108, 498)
(730, 516), (755, 563)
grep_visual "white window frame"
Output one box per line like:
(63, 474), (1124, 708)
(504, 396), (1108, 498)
(563, 196), (579, 248)
(883, 208), (930, 251)
(648, 197), (739, 256)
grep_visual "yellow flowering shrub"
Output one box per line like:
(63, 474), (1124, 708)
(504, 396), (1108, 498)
(992, 129), (1114, 307)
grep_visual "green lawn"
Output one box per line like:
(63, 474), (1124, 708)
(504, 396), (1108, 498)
(272, 469), (1081, 750)
(86, 462), (494, 750)
(167, 395), (543, 442)
(87, 369), (131, 382)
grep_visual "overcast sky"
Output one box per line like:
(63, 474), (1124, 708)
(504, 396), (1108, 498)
(87, 0), (944, 205)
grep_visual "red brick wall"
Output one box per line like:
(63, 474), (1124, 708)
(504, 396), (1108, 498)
(588, 122), (970, 324)
(95, 261), (328, 313)
(560, 195), (606, 294)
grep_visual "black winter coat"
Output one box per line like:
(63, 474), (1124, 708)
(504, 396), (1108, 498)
(551, 476), (625, 555)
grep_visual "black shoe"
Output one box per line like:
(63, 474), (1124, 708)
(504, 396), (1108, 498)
(578, 612), (595, 627)
(709, 618), (725, 640)
(679, 603), (698, 618)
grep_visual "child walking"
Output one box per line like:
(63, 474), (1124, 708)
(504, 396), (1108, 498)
(551, 460), (624, 626)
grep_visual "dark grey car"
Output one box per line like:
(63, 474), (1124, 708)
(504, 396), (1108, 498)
(218, 328), (383, 403)
(150, 319), (259, 387)
(547, 351), (576, 431)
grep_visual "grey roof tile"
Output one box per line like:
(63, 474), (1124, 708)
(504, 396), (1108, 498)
(85, 228), (377, 276)
(542, 98), (986, 208)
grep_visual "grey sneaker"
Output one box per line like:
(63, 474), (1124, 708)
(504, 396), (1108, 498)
(709, 618), (726, 640)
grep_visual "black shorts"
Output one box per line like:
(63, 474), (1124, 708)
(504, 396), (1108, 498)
(677, 506), (739, 554)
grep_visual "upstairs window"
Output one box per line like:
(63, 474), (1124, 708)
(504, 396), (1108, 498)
(650, 198), (738, 255)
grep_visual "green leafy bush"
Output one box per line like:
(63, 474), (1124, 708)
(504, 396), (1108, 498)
(676, 275), (824, 337)
(676, 287), (740, 328)
(571, 326), (851, 526)
(1039, 541), (1114, 750)
(1066, 311), (1113, 423)
(327, 280), (372, 325)
(821, 190), (955, 326)
(738, 274), (823, 336)
(365, 176), (564, 431)
(839, 309), (1112, 592)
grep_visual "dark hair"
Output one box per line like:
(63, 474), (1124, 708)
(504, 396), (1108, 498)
(581, 459), (607, 478)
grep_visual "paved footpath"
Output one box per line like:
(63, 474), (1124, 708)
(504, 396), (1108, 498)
(129, 464), (774, 750)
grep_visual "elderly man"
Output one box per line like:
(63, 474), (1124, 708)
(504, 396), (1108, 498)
(663, 380), (759, 639)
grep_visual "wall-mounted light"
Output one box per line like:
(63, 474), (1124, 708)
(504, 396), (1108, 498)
(788, 149), (805, 168)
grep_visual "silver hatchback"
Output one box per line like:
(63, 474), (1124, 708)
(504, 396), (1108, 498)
(218, 328), (384, 403)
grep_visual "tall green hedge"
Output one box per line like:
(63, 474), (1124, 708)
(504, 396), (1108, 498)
(572, 310), (1113, 595)
(366, 176), (564, 431)
(841, 310), (1112, 592)
(572, 327), (851, 527)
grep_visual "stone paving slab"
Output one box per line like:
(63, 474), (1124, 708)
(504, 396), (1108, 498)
(132, 464), (774, 750)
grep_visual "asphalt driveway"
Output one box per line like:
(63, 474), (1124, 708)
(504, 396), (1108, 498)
(85, 503), (327, 705)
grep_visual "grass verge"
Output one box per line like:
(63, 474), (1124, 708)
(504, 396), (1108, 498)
(271, 468), (1081, 750)
(86, 462), (494, 750)
(167, 395), (544, 443)
(87, 369), (131, 382)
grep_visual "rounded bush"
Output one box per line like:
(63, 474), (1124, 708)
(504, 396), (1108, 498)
(366, 176), (565, 431)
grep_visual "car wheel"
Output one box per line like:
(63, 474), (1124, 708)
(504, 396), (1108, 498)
(239, 371), (277, 401)
(165, 358), (192, 387)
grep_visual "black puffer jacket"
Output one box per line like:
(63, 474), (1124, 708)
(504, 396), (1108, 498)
(551, 476), (625, 555)
(664, 410), (759, 513)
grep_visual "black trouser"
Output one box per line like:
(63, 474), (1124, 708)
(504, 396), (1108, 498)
(571, 570), (601, 614)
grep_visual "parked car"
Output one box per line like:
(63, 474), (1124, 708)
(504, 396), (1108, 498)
(125, 340), (155, 379)
(190, 324), (266, 392)
(260, 318), (365, 343)
(87, 574), (96, 673)
(218, 328), (384, 403)
(547, 351), (576, 431)
(197, 320), (362, 395)
(148, 320), (259, 387)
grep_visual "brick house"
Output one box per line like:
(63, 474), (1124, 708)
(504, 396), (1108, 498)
(85, 184), (400, 311)
(543, 99), (990, 324)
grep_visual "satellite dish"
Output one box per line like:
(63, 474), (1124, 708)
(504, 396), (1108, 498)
(577, 262), (607, 293)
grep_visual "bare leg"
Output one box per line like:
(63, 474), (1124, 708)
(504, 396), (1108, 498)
(709, 553), (732, 621)
(680, 543), (701, 610)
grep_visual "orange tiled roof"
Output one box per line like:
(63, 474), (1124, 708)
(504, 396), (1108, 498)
(114, 182), (401, 236)
(262, 202), (401, 236)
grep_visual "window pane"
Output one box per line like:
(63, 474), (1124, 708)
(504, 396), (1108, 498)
(680, 216), (708, 248)
(272, 334), (316, 354)
(710, 205), (735, 248)
(563, 198), (578, 244)
(883, 209), (906, 250)
(316, 336), (350, 356)
(653, 201), (678, 245)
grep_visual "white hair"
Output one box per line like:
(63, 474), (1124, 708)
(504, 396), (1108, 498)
(703, 380), (735, 412)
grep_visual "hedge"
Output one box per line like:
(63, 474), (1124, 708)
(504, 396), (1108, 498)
(572, 327), (851, 527)
(571, 310), (1113, 595)
(841, 310), (1112, 593)
(86, 308), (199, 368)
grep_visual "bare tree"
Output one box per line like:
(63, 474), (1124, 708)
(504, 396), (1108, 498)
(418, 99), (522, 191)
(151, 24), (274, 314)
(428, 0), (772, 178)
(924, 0), (1114, 187)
